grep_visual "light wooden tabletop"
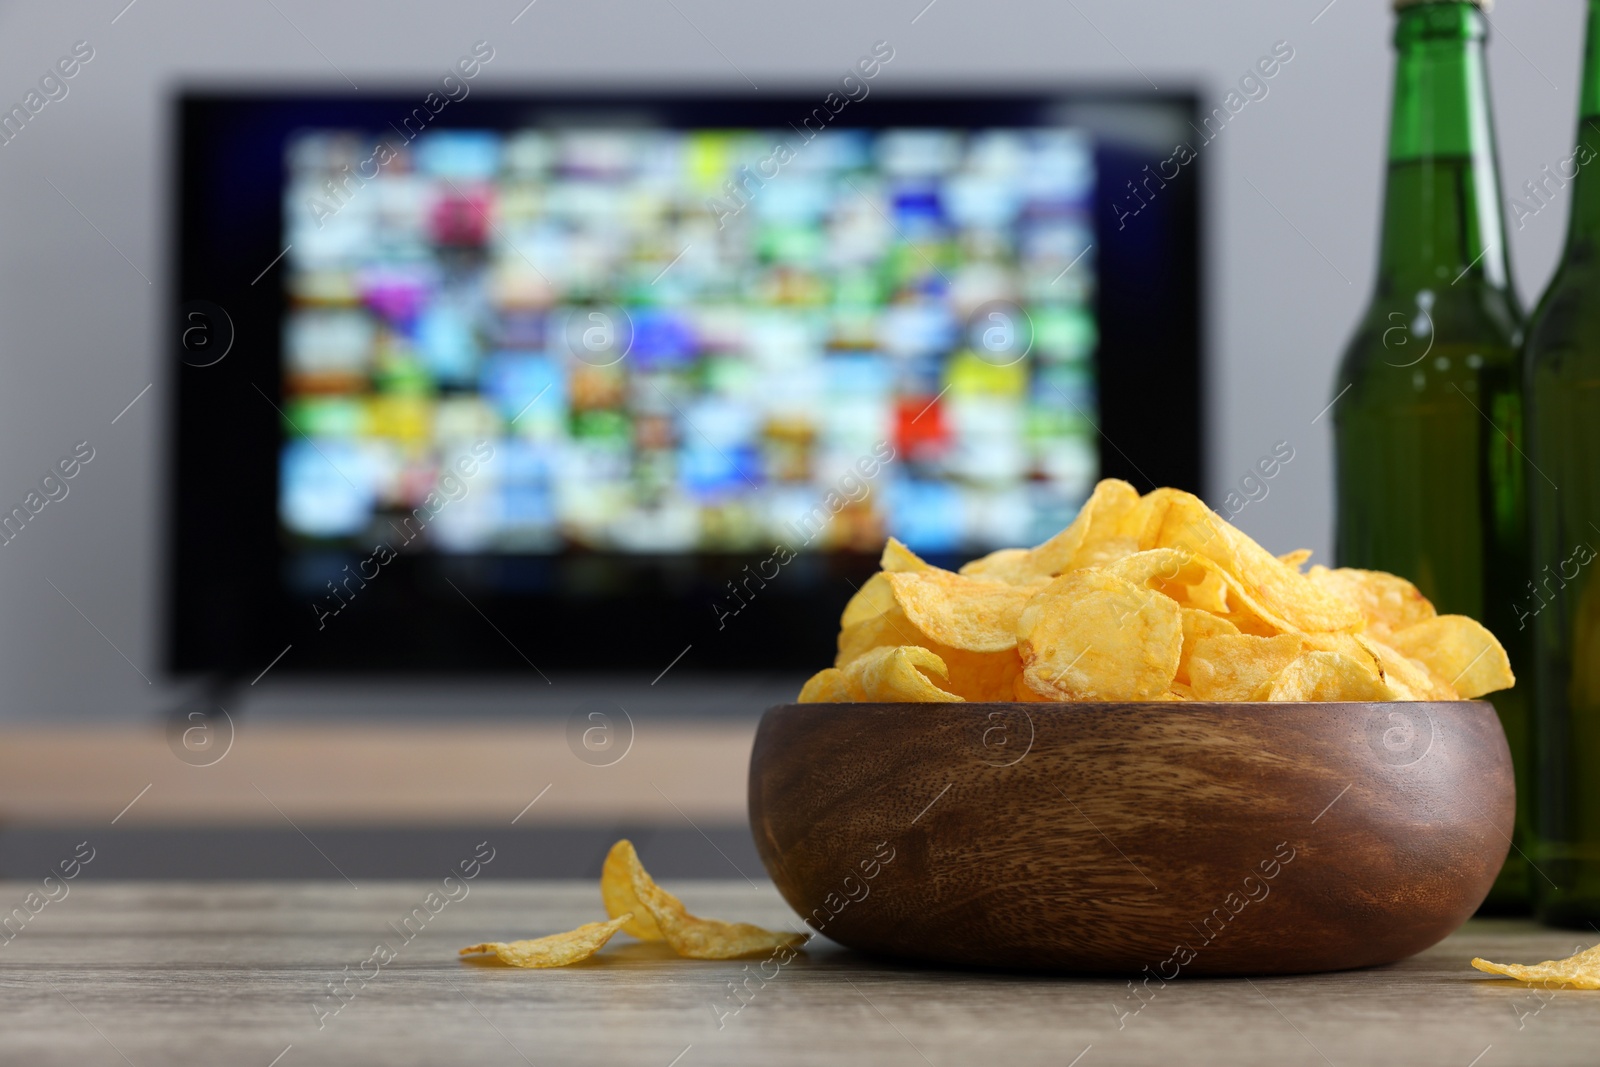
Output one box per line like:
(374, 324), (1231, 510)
(3, 881), (1596, 1066)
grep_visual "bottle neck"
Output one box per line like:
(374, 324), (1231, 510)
(1563, 0), (1600, 248)
(1375, 2), (1512, 295)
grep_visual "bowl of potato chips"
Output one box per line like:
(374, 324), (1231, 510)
(748, 480), (1516, 974)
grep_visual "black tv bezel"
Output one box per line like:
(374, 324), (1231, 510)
(167, 88), (1204, 679)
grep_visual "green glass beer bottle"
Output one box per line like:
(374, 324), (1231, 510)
(1524, 0), (1600, 928)
(1332, 0), (1528, 908)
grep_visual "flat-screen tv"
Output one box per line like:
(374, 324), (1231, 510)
(169, 88), (1203, 679)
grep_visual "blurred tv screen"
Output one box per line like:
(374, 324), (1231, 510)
(279, 125), (1099, 557)
(170, 92), (1201, 675)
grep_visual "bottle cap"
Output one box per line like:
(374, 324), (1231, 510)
(1394, 0), (1491, 10)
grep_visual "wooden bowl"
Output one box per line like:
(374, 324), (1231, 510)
(748, 701), (1512, 974)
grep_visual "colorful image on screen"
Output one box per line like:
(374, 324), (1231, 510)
(278, 125), (1099, 556)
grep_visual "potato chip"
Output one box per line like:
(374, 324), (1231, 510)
(939, 647), (1024, 702)
(467, 840), (809, 970)
(836, 604), (922, 666)
(840, 572), (898, 629)
(1305, 565), (1435, 639)
(1147, 490), (1364, 633)
(1104, 547), (1306, 637)
(1114, 489), (1174, 550)
(1032, 478), (1142, 574)
(1177, 608), (1240, 686)
(1075, 535), (1142, 568)
(802, 644), (965, 703)
(1186, 568), (1233, 615)
(612, 839), (808, 959)
(1012, 673), (1052, 701)
(851, 644), (962, 702)
(1106, 548), (1238, 617)
(460, 916), (631, 968)
(797, 667), (856, 703)
(601, 840), (664, 940)
(1187, 633), (1305, 702)
(1104, 548), (1198, 594)
(1300, 630), (1379, 667)
(961, 479), (1140, 582)
(1017, 571), (1182, 700)
(835, 602), (1022, 702)
(880, 537), (931, 574)
(956, 547), (1039, 585)
(885, 570), (1036, 653)
(1298, 631), (1412, 696)
(1352, 634), (1455, 701)
(1386, 616), (1515, 698)
(1262, 651), (1390, 702)
(799, 478), (1515, 708)
(1472, 942), (1600, 989)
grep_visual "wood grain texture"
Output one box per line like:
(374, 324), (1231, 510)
(749, 701), (1514, 974)
(4, 882), (1597, 1067)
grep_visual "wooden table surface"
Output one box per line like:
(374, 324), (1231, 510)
(3, 881), (1597, 1066)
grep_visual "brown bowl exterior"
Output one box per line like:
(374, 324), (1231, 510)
(748, 701), (1513, 974)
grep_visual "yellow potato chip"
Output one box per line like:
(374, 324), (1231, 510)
(1033, 478), (1142, 574)
(885, 570), (1037, 653)
(960, 479), (1141, 581)
(1104, 548), (1197, 593)
(1105, 548), (1243, 618)
(1352, 634), (1456, 700)
(805, 478), (1512, 707)
(1299, 631), (1413, 696)
(956, 547), (1040, 585)
(852, 644), (962, 702)
(1187, 633), (1305, 702)
(1114, 489), (1173, 550)
(1012, 673), (1052, 701)
(1177, 608), (1241, 686)
(1472, 942), (1600, 989)
(840, 572), (897, 629)
(1305, 565), (1435, 639)
(1105, 547), (1310, 638)
(460, 915), (631, 968)
(468, 840), (809, 970)
(836, 604), (921, 666)
(834, 605), (1022, 702)
(616, 839), (808, 959)
(938, 647), (1024, 702)
(1217, 611), (1280, 638)
(601, 840), (664, 940)
(1300, 630), (1378, 666)
(1386, 616), (1515, 699)
(1262, 651), (1390, 702)
(798, 667), (855, 703)
(1017, 570), (1182, 700)
(821, 644), (961, 702)
(1147, 489), (1364, 633)
(1187, 568), (1233, 615)
(1074, 535), (1141, 568)
(880, 537), (932, 573)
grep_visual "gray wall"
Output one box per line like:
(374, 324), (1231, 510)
(0, 0), (1579, 719)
